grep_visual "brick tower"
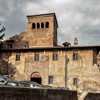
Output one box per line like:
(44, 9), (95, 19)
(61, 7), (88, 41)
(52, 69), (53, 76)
(27, 13), (58, 47)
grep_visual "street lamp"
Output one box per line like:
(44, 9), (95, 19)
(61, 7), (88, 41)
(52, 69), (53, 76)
(65, 54), (69, 89)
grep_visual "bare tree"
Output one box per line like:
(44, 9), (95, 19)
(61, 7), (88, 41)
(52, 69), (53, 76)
(0, 24), (16, 80)
(0, 24), (5, 40)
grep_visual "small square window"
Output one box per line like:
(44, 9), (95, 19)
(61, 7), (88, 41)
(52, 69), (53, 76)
(48, 76), (53, 84)
(34, 53), (39, 61)
(53, 51), (58, 60)
(8, 44), (13, 49)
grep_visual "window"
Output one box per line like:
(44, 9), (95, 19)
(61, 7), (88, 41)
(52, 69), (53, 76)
(53, 51), (58, 60)
(41, 22), (44, 28)
(37, 23), (40, 28)
(16, 52), (20, 61)
(8, 43), (13, 49)
(45, 22), (49, 28)
(34, 53), (39, 61)
(32, 23), (36, 29)
(73, 78), (78, 86)
(48, 76), (53, 84)
(73, 50), (78, 60)
(23, 45), (28, 48)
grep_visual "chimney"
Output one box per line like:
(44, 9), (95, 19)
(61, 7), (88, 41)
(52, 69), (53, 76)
(63, 42), (71, 47)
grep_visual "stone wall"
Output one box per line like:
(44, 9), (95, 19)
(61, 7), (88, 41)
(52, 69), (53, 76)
(67, 49), (100, 96)
(7, 49), (100, 93)
(0, 86), (77, 100)
(84, 92), (100, 100)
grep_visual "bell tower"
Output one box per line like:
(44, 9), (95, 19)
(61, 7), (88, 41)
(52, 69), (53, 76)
(27, 13), (58, 47)
(74, 38), (78, 46)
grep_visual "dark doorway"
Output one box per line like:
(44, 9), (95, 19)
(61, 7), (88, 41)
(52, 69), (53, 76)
(31, 77), (41, 84)
(30, 72), (42, 84)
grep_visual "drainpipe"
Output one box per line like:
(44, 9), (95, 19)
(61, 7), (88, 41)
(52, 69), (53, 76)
(65, 54), (69, 89)
(6, 53), (9, 75)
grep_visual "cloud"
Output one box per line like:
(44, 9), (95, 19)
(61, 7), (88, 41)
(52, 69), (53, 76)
(0, 0), (100, 46)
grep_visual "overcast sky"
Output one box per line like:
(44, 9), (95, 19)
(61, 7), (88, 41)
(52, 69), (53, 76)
(0, 0), (100, 46)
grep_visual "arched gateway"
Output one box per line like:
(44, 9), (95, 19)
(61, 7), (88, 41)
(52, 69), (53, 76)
(30, 72), (42, 84)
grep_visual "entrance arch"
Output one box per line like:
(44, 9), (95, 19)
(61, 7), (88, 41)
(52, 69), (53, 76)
(30, 72), (42, 84)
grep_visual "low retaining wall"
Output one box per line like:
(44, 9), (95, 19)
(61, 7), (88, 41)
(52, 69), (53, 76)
(84, 92), (100, 100)
(0, 86), (77, 100)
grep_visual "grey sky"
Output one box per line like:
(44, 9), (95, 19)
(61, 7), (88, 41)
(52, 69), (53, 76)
(0, 0), (100, 46)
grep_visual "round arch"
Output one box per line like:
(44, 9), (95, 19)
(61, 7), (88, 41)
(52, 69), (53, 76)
(30, 71), (42, 84)
(41, 22), (44, 28)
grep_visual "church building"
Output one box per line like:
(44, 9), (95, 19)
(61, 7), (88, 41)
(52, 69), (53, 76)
(0, 13), (100, 94)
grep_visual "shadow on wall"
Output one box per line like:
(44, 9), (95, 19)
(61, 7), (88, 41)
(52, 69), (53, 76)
(0, 52), (16, 80)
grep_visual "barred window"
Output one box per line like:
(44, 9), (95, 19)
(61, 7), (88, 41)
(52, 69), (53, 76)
(73, 50), (78, 60)
(34, 53), (39, 61)
(16, 52), (20, 61)
(53, 51), (58, 60)
(48, 76), (53, 84)
(73, 78), (78, 86)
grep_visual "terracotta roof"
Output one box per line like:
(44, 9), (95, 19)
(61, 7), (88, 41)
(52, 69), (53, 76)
(0, 45), (100, 52)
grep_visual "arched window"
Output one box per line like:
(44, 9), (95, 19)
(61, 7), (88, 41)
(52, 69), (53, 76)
(41, 22), (44, 28)
(45, 22), (49, 28)
(37, 23), (40, 28)
(32, 23), (36, 29)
